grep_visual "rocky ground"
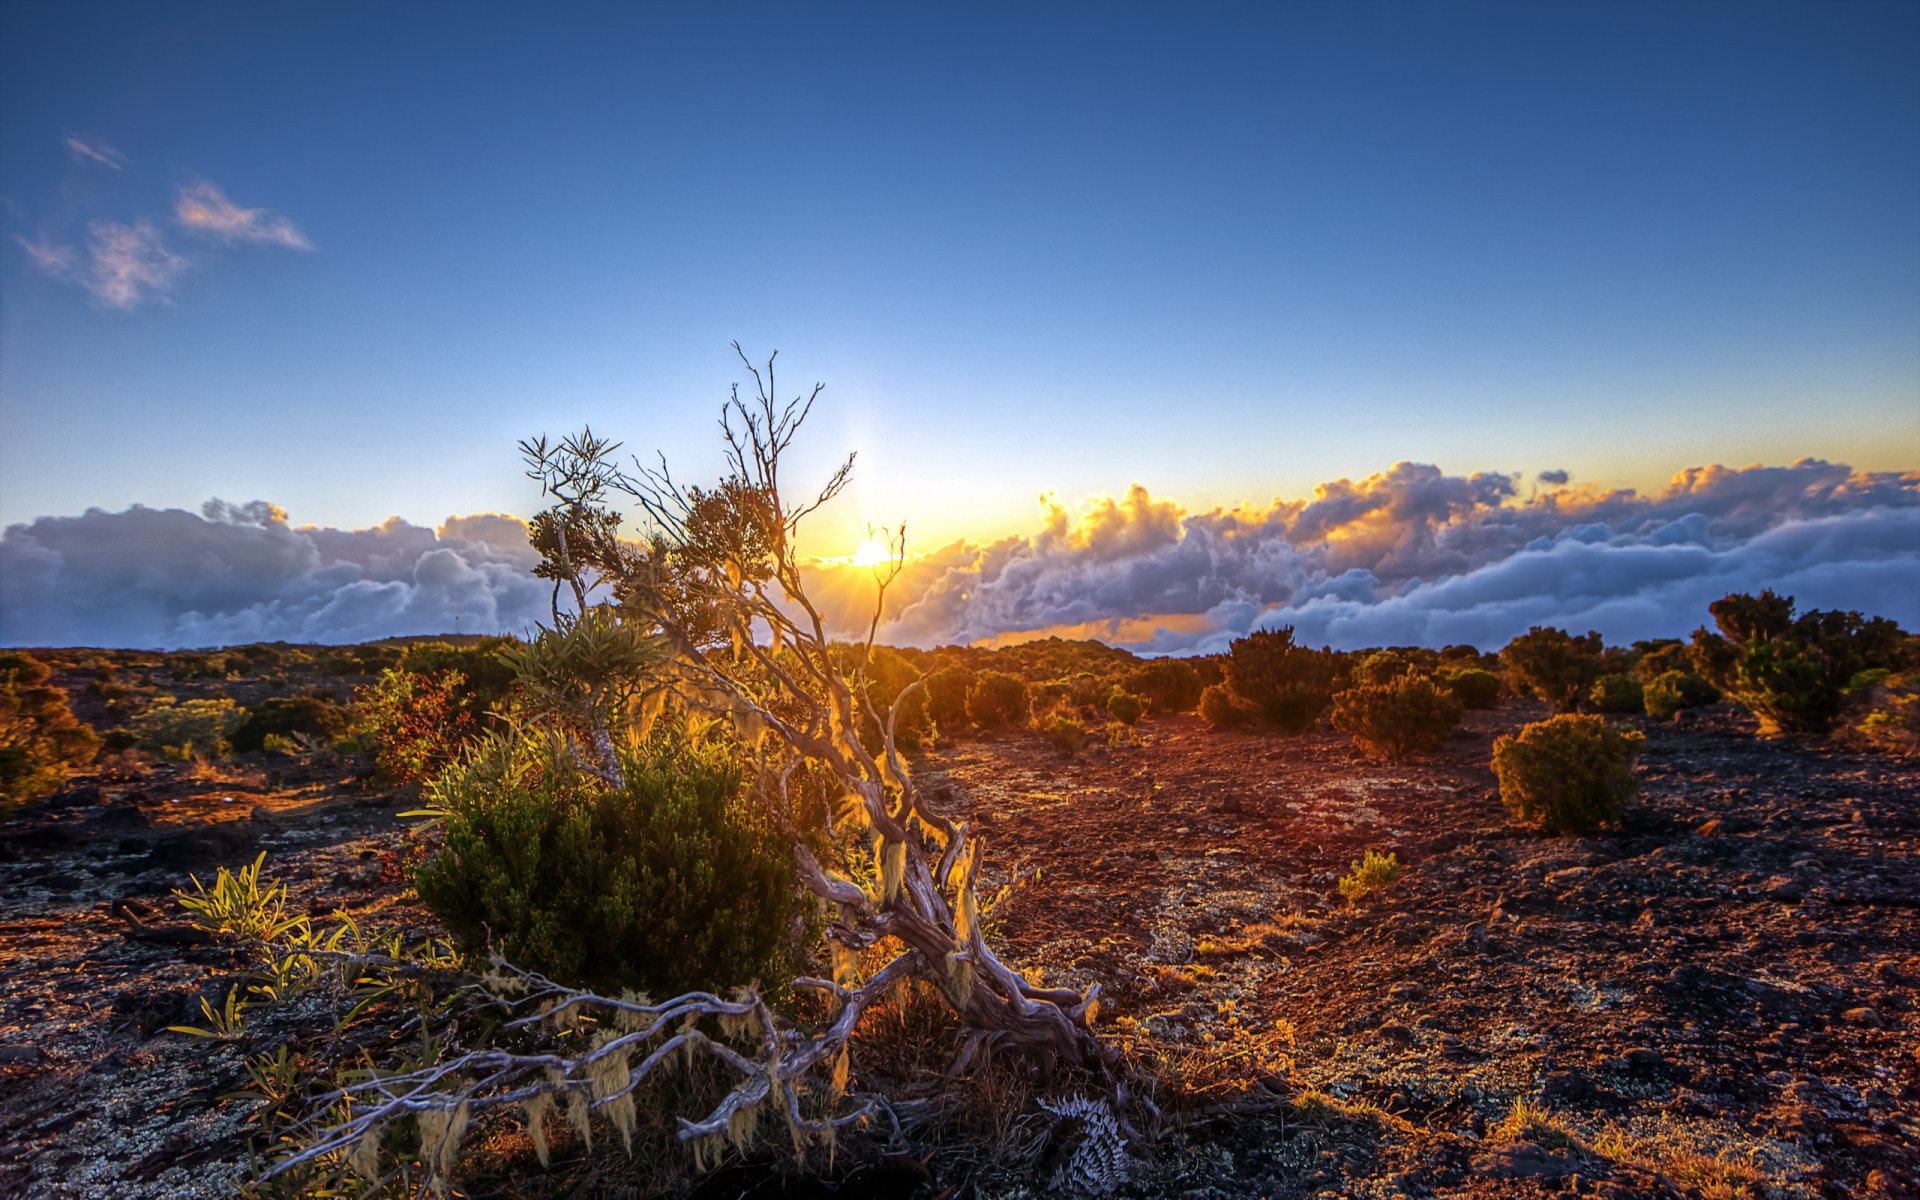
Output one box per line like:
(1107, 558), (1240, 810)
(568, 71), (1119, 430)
(0, 702), (1914, 1199)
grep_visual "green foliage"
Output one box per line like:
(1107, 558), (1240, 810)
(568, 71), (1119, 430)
(1850, 671), (1920, 755)
(1440, 666), (1503, 710)
(1501, 626), (1606, 712)
(1224, 627), (1339, 733)
(1632, 639), (1693, 682)
(1353, 649), (1432, 686)
(0, 653), (100, 810)
(1125, 658), (1203, 714)
(1336, 849), (1401, 903)
(844, 644), (934, 753)
(1588, 673), (1646, 715)
(1197, 681), (1256, 730)
(1106, 687), (1146, 728)
(1041, 712), (1087, 757)
(129, 696), (244, 758)
(411, 731), (798, 997)
(230, 695), (352, 755)
(1492, 714), (1643, 836)
(1643, 670), (1718, 720)
(175, 851), (307, 943)
(1331, 674), (1463, 761)
(923, 665), (975, 732)
(498, 609), (659, 736)
(354, 669), (476, 784)
(399, 637), (521, 711)
(966, 670), (1031, 730)
(1690, 590), (1908, 735)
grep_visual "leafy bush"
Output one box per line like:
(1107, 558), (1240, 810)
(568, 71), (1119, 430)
(1224, 627), (1339, 733)
(1336, 849), (1401, 904)
(412, 732), (798, 997)
(1631, 639), (1693, 682)
(1690, 590), (1907, 735)
(129, 697), (244, 758)
(1501, 626), (1605, 712)
(966, 671), (1031, 730)
(1847, 670), (1919, 755)
(1440, 666), (1503, 710)
(1041, 712), (1087, 757)
(354, 669), (476, 784)
(1331, 675), (1462, 761)
(1492, 715), (1642, 836)
(1, 653), (100, 810)
(398, 638), (519, 712)
(1352, 649), (1429, 686)
(1106, 687), (1146, 728)
(1126, 658), (1203, 714)
(230, 695), (353, 755)
(1643, 670), (1718, 720)
(1588, 673), (1645, 715)
(923, 665), (975, 732)
(1198, 682), (1256, 730)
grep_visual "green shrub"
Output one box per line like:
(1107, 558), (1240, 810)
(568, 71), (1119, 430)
(1126, 658), (1203, 714)
(398, 639), (519, 712)
(1643, 670), (1717, 720)
(412, 732), (797, 996)
(966, 671), (1031, 730)
(1040, 712), (1087, 757)
(1690, 590), (1908, 735)
(923, 666), (975, 732)
(1198, 682), (1257, 730)
(129, 697), (244, 758)
(1852, 672), (1920, 755)
(1336, 849), (1402, 904)
(1225, 627), (1339, 733)
(1588, 673), (1645, 715)
(1331, 675), (1462, 761)
(1631, 639), (1693, 683)
(1106, 687), (1146, 728)
(230, 696), (353, 754)
(1501, 627), (1606, 712)
(1, 654), (101, 810)
(1353, 649), (1432, 686)
(1492, 715), (1642, 836)
(354, 668), (476, 784)
(1440, 667), (1503, 710)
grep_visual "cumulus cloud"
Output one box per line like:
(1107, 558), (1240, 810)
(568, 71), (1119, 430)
(64, 136), (127, 170)
(174, 181), (311, 249)
(0, 502), (552, 649)
(803, 459), (1920, 653)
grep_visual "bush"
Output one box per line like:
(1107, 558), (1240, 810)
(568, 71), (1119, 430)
(1852, 672), (1920, 755)
(1492, 715), (1642, 836)
(1643, 670), (1717, 720)
(1106, 687), (1146, 728)
(1352, 649), (1431, 686)
(1040, 712), (1087, 757)
(1126, 659), (1203, 714)
(1440, 667), (1503, 710)
(1331, 675), (1463, 761)
(397, 639), (519, 712)
(412, 732), (798, 997)
(966, 671), (1031, 730)
(1588, 673), (1645, 715)
(1, 654), (101, 810)
(354, 669), (477, 784)
(923, 666), (975, 732)
(1225, 627), (1339, 733)
(1690, 590), (1907, 735)
(129, 697), (244, 758)
(230, 696), (354, 755)
(1336, 849), (1401, 904)
(1501, 627), (1606, 712)
(1631, 639), (1693, 682)
(1198, 682), (1256, 730)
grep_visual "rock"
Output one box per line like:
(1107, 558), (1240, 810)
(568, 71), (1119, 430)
(90, 804), (149, 829)
(250, 804), (277, 823)
(1763, 877), (1806, 902)
(1389, 981), (1426, 1001)
(0, 1045), (47, 1067)
(1625, 1047), (1670, 1071)
(1542, 1069), (1598, 1104)
(1377, 1023), (1415, 1044)
(1471, 1142), (1581, 1180)
(1841, 1007), (1884, 1027)
(144, 822), (252, 869)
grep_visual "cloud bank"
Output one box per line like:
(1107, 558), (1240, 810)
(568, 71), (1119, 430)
(2, 460), (1914, 652)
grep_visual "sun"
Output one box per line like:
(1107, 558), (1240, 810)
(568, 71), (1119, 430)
(849, 537), (892, 567)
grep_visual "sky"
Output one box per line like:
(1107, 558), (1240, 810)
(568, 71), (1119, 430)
(2, 2), (1917, 651)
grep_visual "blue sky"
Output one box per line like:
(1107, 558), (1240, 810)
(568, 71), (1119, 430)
(4, 1), (1917, 557)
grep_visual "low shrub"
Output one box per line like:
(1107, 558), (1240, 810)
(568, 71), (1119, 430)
(1331, 675), (1463, 761)
(1352, 649), (1430, 686)
(1643, 670), (1717, 720)
(1588, 673), (1645, 715)
(1336, 849), (1401, 904)
(1041, 712), (1087, 757)
(1106, 687), (1146, 728)
(1501, 627), (1606, 712)
(1492, 715), (1642, 836)
(1690, 590), (1907, 735)
(966, 671), (1031, 730)
(230, 696), (353, 755)
(1440, 666), (1503, 710)
(1126, 659), (1203, 714)
(1631, 639), (1693, 682)
(1850, 671), (1920, 755)
(1225, 627), (1339, 733)
(1198, 682), (1257, 730)
(412, 732), (798, 997)
(129, 697), (244, 758)
(923, 666), (975, 732)
(1, 653), (101, 810)
(354, 669), (476, 784)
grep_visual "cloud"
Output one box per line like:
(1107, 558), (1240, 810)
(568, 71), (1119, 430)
(63, 137), (127, 171)
(0, 503), (551, 649)
(85, 220), (189, 308)
(14, 235), (76, 276)
(1537, 468), (1570, 485)
(803, 459), (1920, 653)
(174, 181), (311, 249)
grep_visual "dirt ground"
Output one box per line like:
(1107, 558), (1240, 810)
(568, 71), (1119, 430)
(0, 701), (1915, 1199)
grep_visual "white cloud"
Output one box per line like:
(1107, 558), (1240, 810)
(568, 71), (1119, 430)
(174, 181), (311, 250)
(63, 136), (127, 171)
(14, 235), (77, 277)
(84, 220), (188, 308)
